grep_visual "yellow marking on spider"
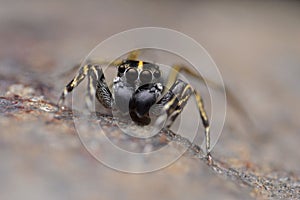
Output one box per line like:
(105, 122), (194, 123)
(91, 66), (99, 79)
(182, 85), (192, 97)
(72, 64), (90, 85)
(138, 60), (143, 70)
(178, 95), (190, 107)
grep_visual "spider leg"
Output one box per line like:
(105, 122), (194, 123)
(163, 64), (209, 130)
(165, 64), (203, 90)
(58, 64), (112, 111)
(89, 50), (140, 68)
(163, 63), (255, 160)
(88, 50), (140, 66)
(167, 63), (254, 134)
(58, 64), (90, 106)
(127, 50), (140, 60)
(193, 89), (210, 155)
(157, 80), (192, 128)
(94, 66), (112, 109)
(165, 64), (227, 95)
(85, 65), (113, 111)
(156, 79), (211, 155)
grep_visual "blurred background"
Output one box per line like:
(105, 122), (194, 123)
(0, 0), (300, 199)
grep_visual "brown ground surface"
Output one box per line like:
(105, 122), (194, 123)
(0, 1), (300, 199)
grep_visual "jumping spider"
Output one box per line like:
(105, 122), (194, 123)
(58, 54), (211, 159)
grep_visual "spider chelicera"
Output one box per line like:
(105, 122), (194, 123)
(58, 54), (211, 159)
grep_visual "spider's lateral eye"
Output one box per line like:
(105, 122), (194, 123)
(140, 70), (152, 83)
(125, 68), (138, 82)
(118, 65), (126, 73)
(153, 70), (161, 78)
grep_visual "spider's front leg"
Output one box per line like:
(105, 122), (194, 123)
(156, 79), (211, 158)
(58, 64), (112, 111)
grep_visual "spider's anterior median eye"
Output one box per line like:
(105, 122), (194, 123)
(153, 70), (161, 79)
(125, 68), (138, 82)
(118, 65), (126, 73)
(140, 70), (152, 83)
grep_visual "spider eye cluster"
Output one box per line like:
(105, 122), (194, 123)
(123, 68), (161, 84)
(118, 61), (162, 84)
